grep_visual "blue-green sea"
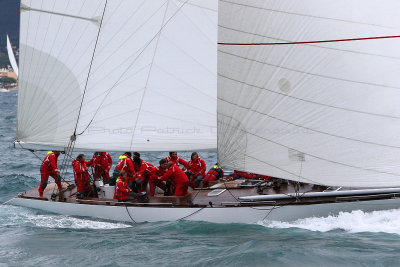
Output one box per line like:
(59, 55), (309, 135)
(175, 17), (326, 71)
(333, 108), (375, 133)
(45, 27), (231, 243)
(2, 91), (400, 266)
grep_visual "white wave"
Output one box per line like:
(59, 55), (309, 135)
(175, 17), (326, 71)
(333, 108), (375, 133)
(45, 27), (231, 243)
(0, 206), (131, 229)
(261, 209), (400, 235)
(26, 215), (132, 229)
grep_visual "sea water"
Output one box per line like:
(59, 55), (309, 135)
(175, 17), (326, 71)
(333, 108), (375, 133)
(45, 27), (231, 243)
(1, 91), (400, 266)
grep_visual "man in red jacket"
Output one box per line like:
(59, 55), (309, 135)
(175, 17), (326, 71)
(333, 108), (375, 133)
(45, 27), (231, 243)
(187, 152), (206, 189)
(88, 152), (112, 183)
(165, 152), (188, 170)
(133, 152), (154, 192)
(114, 171), (148, 202)
(149, 159), (167, 196)
(159, 161), (189, 196)
(39, 151), (62, 197)
(202, 164), (224, 188)
(114, 171), (133, 201)
(72, 154), (92, 198)
(131, 156), (146, 192)
(112, 152), (134, 185)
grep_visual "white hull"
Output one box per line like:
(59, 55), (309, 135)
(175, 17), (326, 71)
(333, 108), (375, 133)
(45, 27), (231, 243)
(7, 197), (400, 224)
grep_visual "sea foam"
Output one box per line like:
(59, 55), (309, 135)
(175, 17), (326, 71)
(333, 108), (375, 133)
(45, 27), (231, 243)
(0, 205), (131, 230)
(261, 209), (400, 235)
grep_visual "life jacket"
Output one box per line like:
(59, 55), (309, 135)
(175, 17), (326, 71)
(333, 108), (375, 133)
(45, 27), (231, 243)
(188, 157), (206, 176)
(41, 151), (59, 174)
(115, 154), (134, 176)
(114, 177), (130, 201)
(160, 164), (189, 185)
(206, 165), (224, 179)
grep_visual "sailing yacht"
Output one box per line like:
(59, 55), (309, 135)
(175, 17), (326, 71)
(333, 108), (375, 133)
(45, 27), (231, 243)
(7, 0), (400, 224)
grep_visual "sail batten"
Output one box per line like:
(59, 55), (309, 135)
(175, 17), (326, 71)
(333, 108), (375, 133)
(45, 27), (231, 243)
(218, 0), (400, 187)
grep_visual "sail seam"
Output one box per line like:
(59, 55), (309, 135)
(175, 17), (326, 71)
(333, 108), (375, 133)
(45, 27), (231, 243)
(74, 0), (108, 135)
(218, 35), (400, 46)
(219, 50), (400, 91)
(77, 0), (191, 136)
(220, 0), (400, 30)
(219, 74), (400, 120)
(221, 118), (400, 177)
(219, 25), (400, 61)
(219, 98), (400, 149)
(36, 1), (102, 104)
(129, 0), (171, 150)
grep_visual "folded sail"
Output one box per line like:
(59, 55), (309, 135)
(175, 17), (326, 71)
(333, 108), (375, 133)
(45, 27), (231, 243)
(218, 0), (400, 187)
(17, 0), (217, 151)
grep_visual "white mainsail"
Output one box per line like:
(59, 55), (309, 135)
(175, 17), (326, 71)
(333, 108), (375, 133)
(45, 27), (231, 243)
(16, 0), (217, 152)
(7, 35), (18, 77)
(218, 0), (400, 187)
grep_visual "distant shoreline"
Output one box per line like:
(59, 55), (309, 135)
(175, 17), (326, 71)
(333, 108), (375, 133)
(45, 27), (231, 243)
(0, 87), (17, 91)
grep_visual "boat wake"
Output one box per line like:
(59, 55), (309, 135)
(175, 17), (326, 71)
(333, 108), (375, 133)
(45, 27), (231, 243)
(260, 209), (400, 235)
(0, 205), (131, 230)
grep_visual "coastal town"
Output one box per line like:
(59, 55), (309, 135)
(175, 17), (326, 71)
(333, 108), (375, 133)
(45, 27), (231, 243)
(0, 41), (18, 91)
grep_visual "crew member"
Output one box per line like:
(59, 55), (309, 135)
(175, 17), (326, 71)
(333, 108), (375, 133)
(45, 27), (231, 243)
(132, 152), (154, 192)
(72, 154), (92, 198)
(202, 164), (224, 188)
(112, 152), (134, 185)
(149, 159), (167, 196)
(165, 152), (188, 170)
(158, 161), (189, 196)
(88, 152), (112, 183)
(232, 170), (255, 180)
(186, 152), (206, 189)
(114, 171), (135, 201)
(131, 156), (146, 192)
(39, 151), (62, 197)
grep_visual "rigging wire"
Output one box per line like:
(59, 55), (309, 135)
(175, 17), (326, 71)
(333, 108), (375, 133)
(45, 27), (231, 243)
(76, 0), (190, 136)
(129, 0), (171, 149)
(73, 0), (108, 135)
(218, 35), (400, 46)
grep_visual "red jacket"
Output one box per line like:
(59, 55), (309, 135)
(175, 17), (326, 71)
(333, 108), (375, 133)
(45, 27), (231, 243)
(114, 178), (130, 201)
(188, 158), (206, 176)
(72, 159), (90, 186)
(133, 159), (147, 180)
(142, 160), (154, 177)
(115, 154), (134, 177)
(165, 156), (188, 170)
(233, 170), (254, 179)
(160, 164), (189, 186)
(205, 166), (224, 180)
(41, 151), (59, 174)
(88, 152), (112, 171)
(151, 166), (167, 179)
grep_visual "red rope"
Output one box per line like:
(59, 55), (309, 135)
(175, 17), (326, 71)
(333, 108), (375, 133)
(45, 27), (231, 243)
(218, 35), (400, 46)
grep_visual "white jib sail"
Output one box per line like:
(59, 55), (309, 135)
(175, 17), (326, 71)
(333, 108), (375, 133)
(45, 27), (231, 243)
(218, 0), (400, 187)
(17, 0), (217, 152)
(7, 35), (18, 77)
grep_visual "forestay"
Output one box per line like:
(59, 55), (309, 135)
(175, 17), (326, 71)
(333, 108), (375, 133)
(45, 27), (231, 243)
(218, 0), (400, 187)
(16, 0), (217, 152)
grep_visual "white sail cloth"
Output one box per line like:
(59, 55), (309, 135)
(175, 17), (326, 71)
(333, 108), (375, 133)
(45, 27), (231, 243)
(7, 35), (18, 77)
(218, 0), (400, 187)
(17, 0), (217, 151)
